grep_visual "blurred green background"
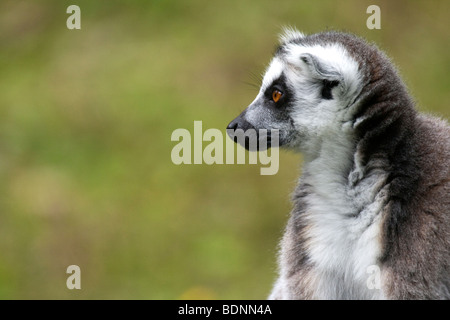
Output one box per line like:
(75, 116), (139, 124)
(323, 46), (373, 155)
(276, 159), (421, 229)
(0, 0), (448, 299)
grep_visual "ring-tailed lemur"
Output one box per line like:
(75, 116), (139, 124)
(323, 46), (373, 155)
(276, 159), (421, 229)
(227, 29), (450, 299)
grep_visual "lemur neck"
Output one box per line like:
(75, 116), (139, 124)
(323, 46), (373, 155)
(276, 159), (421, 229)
(299, 124), (391, 220)
(302, 129), (356, 182)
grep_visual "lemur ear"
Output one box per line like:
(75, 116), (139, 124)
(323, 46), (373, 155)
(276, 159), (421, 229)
(299, 53), (342, 82)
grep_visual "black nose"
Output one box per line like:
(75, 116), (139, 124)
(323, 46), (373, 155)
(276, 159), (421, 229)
(227, 119), (239, 131)
(227, 115), (255, 132)
(227, 115), (262, 151)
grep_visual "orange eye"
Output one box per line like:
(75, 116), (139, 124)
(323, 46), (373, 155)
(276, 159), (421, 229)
(272, 89), (282, 103)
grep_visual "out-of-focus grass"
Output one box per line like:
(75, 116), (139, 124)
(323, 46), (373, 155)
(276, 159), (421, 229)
(0, 0), (448, 299)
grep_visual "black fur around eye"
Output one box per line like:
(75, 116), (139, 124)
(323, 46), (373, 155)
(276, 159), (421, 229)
(321, 80), (339, 100)
(264, 74), (293, 109)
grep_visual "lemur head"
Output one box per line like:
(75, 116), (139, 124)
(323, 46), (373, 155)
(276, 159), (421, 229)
(227, 29), (394, 156)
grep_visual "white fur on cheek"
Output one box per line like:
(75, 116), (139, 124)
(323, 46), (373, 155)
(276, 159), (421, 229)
(279, 43), (363, 154)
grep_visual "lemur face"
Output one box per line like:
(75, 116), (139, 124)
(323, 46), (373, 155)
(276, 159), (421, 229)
(227, 30), (362, 153)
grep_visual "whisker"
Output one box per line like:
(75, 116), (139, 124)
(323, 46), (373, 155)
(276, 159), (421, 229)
(241, 80), (260, 90)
